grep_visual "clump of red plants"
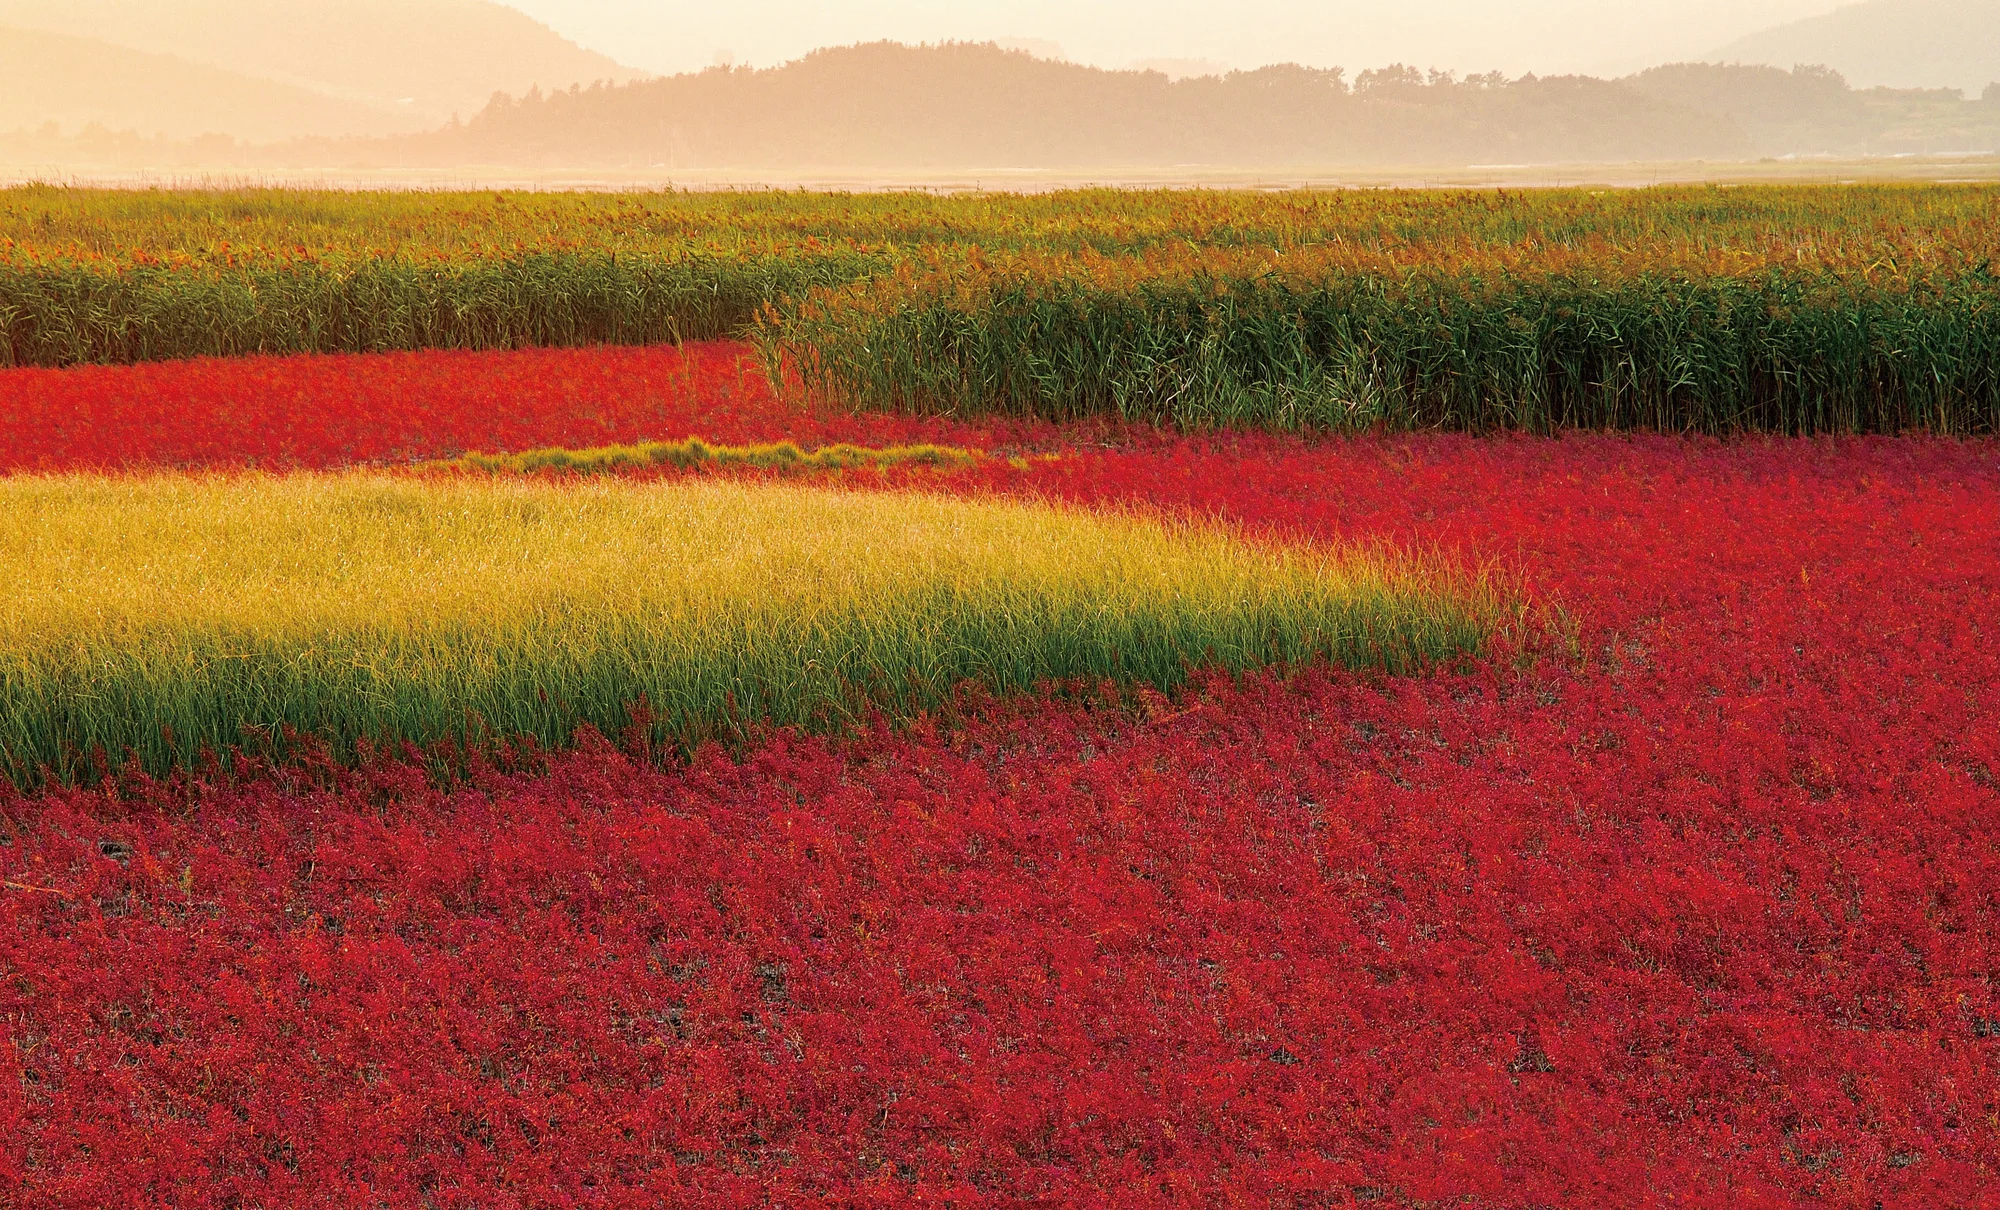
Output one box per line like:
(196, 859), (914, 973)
(0, 342), (1058, 472)
(2, 345), (1997, 1208)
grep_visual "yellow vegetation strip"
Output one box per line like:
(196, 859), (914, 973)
(430, 437), (987, 476)
(0, 473), (1505, 784)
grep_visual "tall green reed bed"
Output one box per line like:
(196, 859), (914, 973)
(0, 473), (1501, 785)
(764, 252), (2000, 434)
(5, 182), (1998, 431)
(8, 181), (1994, 267)
(0, 251), (879, 366)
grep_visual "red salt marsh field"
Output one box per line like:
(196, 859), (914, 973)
(0, 342), (1054, 471)
(2, 344), (1998, 1208)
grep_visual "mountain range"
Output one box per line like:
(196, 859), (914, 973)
(1708, 0), (2000, 95)
(405, 44), (1744, 171)
(1, 0), (1997, 172)
(0, 25), (419, 141)
(0, 0), (647, 139)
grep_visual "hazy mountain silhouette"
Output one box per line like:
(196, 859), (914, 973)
(0, 25), (428, 141)
(0, 0), (648, 127)
(5, 38), (1996, 175)
(1708, 0), (2000, 95)
(401, 41), (1746, 170)
(1626, 61), (2000, 156)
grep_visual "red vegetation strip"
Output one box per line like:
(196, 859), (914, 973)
(2, 348), (1999, 1206)
(0, 342), (1055, 472)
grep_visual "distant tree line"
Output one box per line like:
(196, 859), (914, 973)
(8, 40), (1996, 171)
(389, 42), (2000, 170)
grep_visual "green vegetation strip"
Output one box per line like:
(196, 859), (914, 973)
(5, 185), (2000, 432)
(434, 437), (982, 475)
(0, 474), (1501, 783)
(0, 252), (873, 366)
(763, 253), (2000, 435)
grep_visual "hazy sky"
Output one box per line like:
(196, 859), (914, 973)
(505, 0), (1850, 79)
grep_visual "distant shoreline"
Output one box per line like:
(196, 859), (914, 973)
(4, 153), (1997, 193)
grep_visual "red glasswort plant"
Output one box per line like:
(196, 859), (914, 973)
(0, 342), (1055, 472)
(1, 345), (1997, 1208)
